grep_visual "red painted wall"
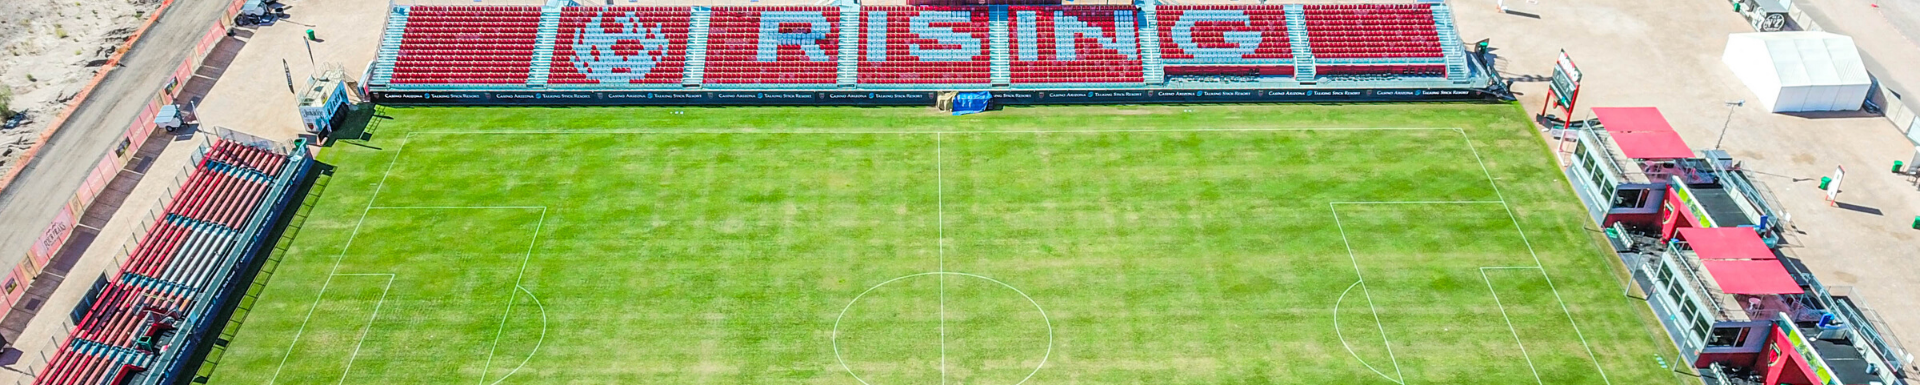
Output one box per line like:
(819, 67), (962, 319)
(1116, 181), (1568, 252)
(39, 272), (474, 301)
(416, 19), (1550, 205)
(1660, 185), (1703, 242)
(1759, 326), (1818, 385)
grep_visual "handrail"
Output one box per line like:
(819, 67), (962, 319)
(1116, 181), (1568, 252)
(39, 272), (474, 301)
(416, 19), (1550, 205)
(140, 140), (312, 385)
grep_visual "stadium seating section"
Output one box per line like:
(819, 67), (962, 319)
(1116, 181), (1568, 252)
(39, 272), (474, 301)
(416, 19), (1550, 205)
(391, 6), (541, 84)
(1008, 6), (1143, 84)
(1300, 4), (1441, 59)
(860, 6), (993, 86)
(1155, 5), (1293, 77)
(1318, 64), (1444, 77)
(378, 2), (1463, 88)
(35, 140), (297, 385)
(704, 7), (842, 84)
(550, 7), (691, 86)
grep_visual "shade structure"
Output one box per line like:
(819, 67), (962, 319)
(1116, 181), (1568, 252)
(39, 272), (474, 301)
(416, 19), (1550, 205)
(1610, 130), (1694, 159)
(1678, 228), (1776, 260)
(1701, 259), (1804, 294)
(1722, 32), (1871, 112)
(1593, 107), (1676, 133)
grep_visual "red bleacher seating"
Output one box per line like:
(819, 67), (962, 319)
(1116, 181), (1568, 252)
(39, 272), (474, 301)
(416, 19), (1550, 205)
(73, 283), (188, 348)
(391, 5), (541, 84)
(34, 139), (294, 385)
(550, 7), (690, 85)
(1317, 64), (1444, 77)
(38, 349), (118, 385)
(858, 6), (992, 85)
(1162, 64), (1292, 76)
(1155, 6), (1291, 63)
(207, 140), (288, 176)
(1007, 6), (1143, 84)
(703, 7), (841, 85)
(1301, 4), (1442, 59)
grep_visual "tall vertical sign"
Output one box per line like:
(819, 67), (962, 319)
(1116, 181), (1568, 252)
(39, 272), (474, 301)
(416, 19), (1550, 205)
(1542, 50), (1582, 131)
(1825, 166), (1844, 203)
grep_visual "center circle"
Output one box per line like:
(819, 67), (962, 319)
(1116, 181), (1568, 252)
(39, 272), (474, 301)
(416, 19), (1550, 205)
(832, 272), (1053, 385)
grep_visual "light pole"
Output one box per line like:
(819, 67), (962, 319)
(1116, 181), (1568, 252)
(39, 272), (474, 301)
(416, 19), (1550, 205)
(1714, 99), (1745, 150)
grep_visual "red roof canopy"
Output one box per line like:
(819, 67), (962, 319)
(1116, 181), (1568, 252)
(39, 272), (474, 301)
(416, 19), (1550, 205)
(1678, 228), (1776, 260)
(1702, 260), (1804, 294)
(1594, 107), (1676, 133)
(1610, 130), (1694, 159)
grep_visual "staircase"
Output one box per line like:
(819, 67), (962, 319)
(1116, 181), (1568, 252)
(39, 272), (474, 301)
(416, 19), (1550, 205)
(988, 6), (1011, 86)
(370, 7), (409, 86)
(527, 7), (562, 86)
(1136, 3), (1165, 85)
(1284, 4), (1315, 83)
(836, 5), (861, 87)
(1431, 4), (1471, 82)
(683, 6), (712, 86)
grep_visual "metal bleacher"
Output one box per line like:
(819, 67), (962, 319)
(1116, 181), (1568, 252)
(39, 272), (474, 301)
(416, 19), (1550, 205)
(527, 6), (562, 86)
(34, 138), (312, 385)
(370, 7), (409, 86)
(684, 6), (712, 86)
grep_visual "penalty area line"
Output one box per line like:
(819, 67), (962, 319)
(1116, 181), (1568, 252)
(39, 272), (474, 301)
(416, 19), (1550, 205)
(334, 274), (396, 385)
(267, 133), (413, 385)
(1329, 204), (1406, 385)
(1457, 130), (1615, 385)
(478, 207), (549, 385)
(1481, 267), (1545, 385)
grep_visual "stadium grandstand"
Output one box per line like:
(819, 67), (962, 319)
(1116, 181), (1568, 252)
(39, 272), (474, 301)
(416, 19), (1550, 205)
(365, 0), (1501, 104)
(31, 138), (311, 385)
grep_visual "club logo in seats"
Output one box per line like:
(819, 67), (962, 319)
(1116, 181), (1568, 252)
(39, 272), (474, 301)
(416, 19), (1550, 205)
(570, 12), (671, 82)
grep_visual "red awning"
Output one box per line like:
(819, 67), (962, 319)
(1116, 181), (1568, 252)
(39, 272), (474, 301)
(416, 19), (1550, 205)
(1594, 107), (1676, 133)
(1678, 228), (1776, 260)
(1610, 130), (1694, 159)
(1702, 259), (1804, 294)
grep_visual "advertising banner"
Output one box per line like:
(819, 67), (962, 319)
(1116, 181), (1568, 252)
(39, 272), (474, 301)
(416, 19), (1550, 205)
(372, 88), (1494, 106)
(1825, 166), (1844, 202)
(1777, 314), (1842, 385)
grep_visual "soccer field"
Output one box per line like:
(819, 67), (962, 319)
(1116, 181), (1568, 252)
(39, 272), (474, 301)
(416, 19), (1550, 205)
(202, 104), (1683, 385)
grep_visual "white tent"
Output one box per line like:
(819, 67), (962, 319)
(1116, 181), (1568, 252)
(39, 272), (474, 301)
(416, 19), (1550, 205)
(1722, 32), (1871, 113)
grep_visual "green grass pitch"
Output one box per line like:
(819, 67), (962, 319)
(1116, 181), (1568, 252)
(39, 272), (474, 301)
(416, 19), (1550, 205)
(201, 104), (1685, 385)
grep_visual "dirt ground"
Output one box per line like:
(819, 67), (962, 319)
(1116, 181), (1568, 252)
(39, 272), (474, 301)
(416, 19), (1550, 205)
(1446, 0), (1920, 374)
(0, 0), (158, 168)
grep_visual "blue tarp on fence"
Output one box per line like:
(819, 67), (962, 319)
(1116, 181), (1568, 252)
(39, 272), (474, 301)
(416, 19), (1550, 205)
(953, 91), (991, 115)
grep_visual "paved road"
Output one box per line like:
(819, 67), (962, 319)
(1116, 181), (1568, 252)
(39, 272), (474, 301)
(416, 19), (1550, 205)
(0, 0), (231, 270)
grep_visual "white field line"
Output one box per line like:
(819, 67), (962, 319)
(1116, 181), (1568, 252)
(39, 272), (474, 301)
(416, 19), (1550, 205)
(406, 127), (1466, 136)
(478, 207), (550, 385)
(935, 132), (948, 385)
(488, 286), (550, 385)
(1333, 280), (1404, 384)
(367, 206), (547, 210)
(830, 272), (1055, 385)
(1480, 267), (1545, 385)
(1328, 201), (1504, 205)
(1328, 204), (1406, 385)
(1457, 130), (1615, 385)
(267, 133), (414, 385)
(335, 273), (396, 385)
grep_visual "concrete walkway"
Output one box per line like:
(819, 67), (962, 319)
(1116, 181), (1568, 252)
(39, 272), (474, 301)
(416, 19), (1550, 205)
(1449, 0), (1920, 374)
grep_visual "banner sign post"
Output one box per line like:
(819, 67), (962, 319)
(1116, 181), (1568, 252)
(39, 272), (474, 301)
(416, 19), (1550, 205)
(1825, 166), (1844, 204)
(1542, 50), (1583, 131)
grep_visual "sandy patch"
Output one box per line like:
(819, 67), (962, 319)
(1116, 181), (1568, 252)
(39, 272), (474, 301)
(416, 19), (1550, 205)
(0, 0), (157, 167)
